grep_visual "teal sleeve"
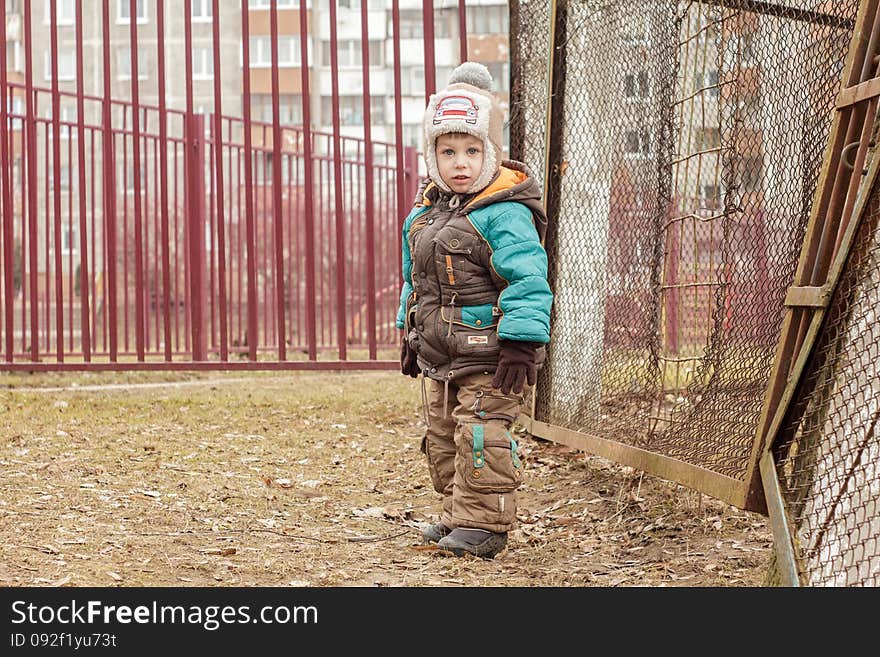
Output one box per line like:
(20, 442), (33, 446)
(481, 203), (552, 343)
(395, 212), (416, 330)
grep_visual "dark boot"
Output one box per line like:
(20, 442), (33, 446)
(437, 527), (508, 559)
(421, 522), (452, 544)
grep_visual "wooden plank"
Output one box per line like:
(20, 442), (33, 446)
(783, 285), (831, 308)
(760, 452), (802, 586)
(836, 76), (880, 108)
(529, 420), (749, 508)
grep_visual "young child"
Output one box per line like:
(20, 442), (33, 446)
(396, 62), (553, 559)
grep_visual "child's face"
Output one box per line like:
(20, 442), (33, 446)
(435, 133), (484, 194)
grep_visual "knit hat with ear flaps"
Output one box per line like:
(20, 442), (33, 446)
(423, 62), (505, 194)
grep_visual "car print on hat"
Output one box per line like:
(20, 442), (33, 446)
(433, 95), (479, 125)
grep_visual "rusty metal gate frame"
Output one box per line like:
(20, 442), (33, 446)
(519, 0), (872, 513)
(751, 0), (880, 586)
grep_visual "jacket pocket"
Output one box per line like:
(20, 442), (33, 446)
(441, 304), (500, 356)
(458, 425), (523, 493)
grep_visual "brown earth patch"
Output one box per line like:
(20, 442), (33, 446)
(0, 371), (772, 587)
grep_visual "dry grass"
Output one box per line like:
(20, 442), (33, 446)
(0, 370), (772, 587)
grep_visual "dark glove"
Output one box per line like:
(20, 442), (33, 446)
(400, 336), (420, 378)
(492, 340), (541, 394)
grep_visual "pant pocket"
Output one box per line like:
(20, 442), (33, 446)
(458, 424), (523, 494)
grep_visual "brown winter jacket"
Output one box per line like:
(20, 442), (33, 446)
(395, 161), (553, 383)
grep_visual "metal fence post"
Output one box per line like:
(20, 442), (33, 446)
(186, 114), (207, 362)
(403, 146), (420, 211)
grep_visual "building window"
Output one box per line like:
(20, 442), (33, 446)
(742, 156), (762, 191)
(321, 95), (384, 126)
(624, 70), (649, 100)
(247, 35), (302, 68)
(624, 129), (652, 158)
(248, 0), (299, 8)
(392, 9), (453, 39)
(123, 159), (147, 192)
(697, 127), (721, 150)
(61, 225), (78, 255)
(7, 97), (23, 132)
(396, 10), (424, 38)
(695, 69), (720, 97)
(484, 62), (508, 93)
(117, 46), (148, 80)
(699, 184), (721, 210)
(399, 66), (456, 95)
(321, 40), (383, 68)
(191, 0), (212, 22)
(44, 0), (75, 26)
(255, 152), (305, 185)
(402, 124), (421, 148)
(6, 41), (22, 73)
(624, 15), (650, 45)
(44, 49), (76, 81)
(250, 94), (302, 126)
(45, 103), (76, 139)
(192, 47), (213, 80)
(117, 0), (148, 24)
(401, 66), (423, 95)
(466, 5), (508, 35)
(49, 164), (71, 192)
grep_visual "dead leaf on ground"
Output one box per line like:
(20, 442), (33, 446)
(200, 548), (237, 556)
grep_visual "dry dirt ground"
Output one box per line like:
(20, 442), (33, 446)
(0, 370), (773, 587)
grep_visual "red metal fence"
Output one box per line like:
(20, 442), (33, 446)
(0, 0), (475, 370)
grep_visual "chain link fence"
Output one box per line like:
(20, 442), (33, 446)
(511, 0), (859, 506)
(772, 168), (880, 586)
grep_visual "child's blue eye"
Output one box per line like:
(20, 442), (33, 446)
(468, 148), (480, 155)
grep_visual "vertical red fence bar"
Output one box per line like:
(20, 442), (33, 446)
(392, 0), (405, 285)
(240, 2), (258, 361)
(360, 0), (377, 359)
(184, 2), (205, 361)
(101, 1), (119, 361)
(458, 0), (468, 63)
(157, 0), (172, 361)
(43, 131), (49, 354)
(0, 0), (12, 361)
(328, 0), (347, 359)
(404, 147), (420, 217)
(50, 1), (64, 361)
(129, 0), (145, 360)
(269, 0), (286, 360)
(75, 0), (91, 361)
(211, 0), (228, 361)
(187, 114), (207, 362)
(23, 1), (38, 361)
(299, 0), (317, 361)
(422, 0), (436, 103)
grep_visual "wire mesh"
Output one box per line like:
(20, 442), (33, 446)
(509, 0), (552, 191)
(511, 0), (859, 485)
(774, 173), (880, 586)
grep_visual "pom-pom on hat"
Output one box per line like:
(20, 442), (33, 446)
(423, 62), (505, 194)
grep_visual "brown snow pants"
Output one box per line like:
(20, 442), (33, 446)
(420, 372), (526, 533)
